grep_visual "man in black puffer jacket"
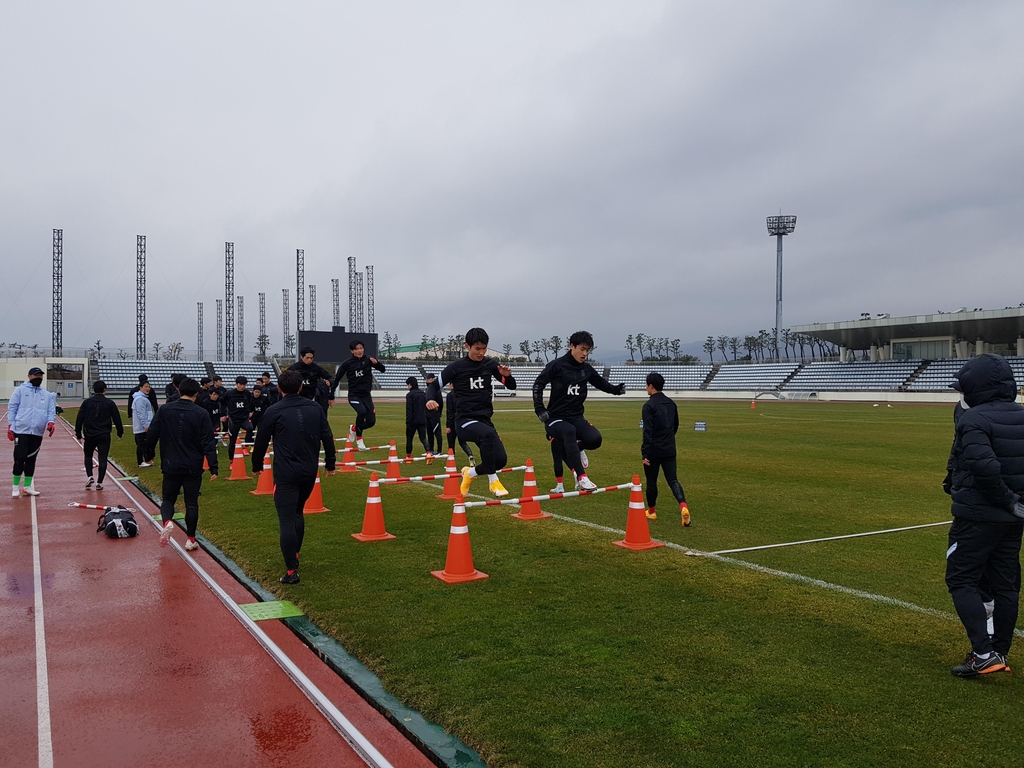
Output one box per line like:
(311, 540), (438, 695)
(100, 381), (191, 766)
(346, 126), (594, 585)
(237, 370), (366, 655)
(944, 353), (1024, 677)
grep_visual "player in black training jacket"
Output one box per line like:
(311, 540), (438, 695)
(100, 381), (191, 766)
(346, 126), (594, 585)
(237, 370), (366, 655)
(405, 377), (432, 460)
(221, 376), (254, 459)
(444, 383), (475, 466)
(331, 339), (385, 450)
(640, 372), (691, 527)
(287, 347), (334, 413)
(430, 327), (516, 497)
(424, 372), (444, 455)
(532, 330), (625, 492)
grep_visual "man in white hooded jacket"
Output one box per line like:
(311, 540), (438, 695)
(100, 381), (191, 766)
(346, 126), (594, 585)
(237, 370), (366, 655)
(8, 366), (57, 497)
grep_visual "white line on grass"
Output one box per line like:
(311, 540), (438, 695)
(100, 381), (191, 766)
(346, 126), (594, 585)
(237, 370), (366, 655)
(31, 495), (54, 768)
(708, 521), (953, 555)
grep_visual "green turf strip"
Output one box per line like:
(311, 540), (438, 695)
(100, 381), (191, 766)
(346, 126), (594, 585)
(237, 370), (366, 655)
(238, 600), (304, 621)
(74, 399), (1024, 767)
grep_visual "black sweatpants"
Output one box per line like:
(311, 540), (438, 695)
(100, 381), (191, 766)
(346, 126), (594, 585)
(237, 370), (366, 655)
(134, 432), (154, 465)
(455, 418), (507, 475)
(227, 419), (253, 460)
(12, 433), (43, 477)
(406, 423), (429, 456)
(945, 517), (1023, 656)
(348, 396), (377, 437)
(446, 425), (474, 461)
(83, 434), (111, 483)
(160, 473), (203, 538)
(426, 413), (443, 454)
(642, 455), (686, 510)
(274, 477), (316, 571)
(546, 417), (602, 479)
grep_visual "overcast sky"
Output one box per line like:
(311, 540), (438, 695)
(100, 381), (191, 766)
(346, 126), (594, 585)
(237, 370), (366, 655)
(2, 1), (1023, 360)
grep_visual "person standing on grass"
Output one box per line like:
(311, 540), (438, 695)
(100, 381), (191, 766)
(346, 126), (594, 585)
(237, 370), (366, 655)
(250, 385), (270, 435)
(145, 378), (219, 551)
(531, 330), (626, 493)
(424, 372), (444, 456)
(331, 339), (385, 450)
(131, 381), (156, 467)
(221, 376), (254, 459)
(127, 373), (159, 422)
(640, 372), (690, 527)
(260, 372), (280, 404)
(405, 377), (432, 461)
(431, 327), (516, 497)
(944, 354), (1024, 677)
(444, 383), (475, 466)
(8, 366), (57, 498)
(251, 370), (336, 585)
(75, 380), (123, 491)
(288, 346), (335, 413)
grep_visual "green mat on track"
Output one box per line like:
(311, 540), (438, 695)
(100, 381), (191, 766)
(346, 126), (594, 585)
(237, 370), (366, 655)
(239, 600), (304, 621)
(150, 511), (185, 520)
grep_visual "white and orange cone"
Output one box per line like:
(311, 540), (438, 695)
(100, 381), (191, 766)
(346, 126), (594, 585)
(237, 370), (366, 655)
(512, 459), (552, 520)
(436, 449), (461, 500)
(340, 436), (357, 473)
(250, 455), (274, 496)
(302, 470), (329, 514)
(352, 472), (396, 541)
(385, 440), (401, 480)
(431, 496), (489, 583)
(612, 474), (664, 551)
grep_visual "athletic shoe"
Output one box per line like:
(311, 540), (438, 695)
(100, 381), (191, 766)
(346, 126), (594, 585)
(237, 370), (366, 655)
(85, 477), (94, 489)
(645, 508), (657, 520)
(460, 467), (474, 496)
(95, 483), (104, 491)
(550, 483), (564, 494)
(996, 652), (1011, 673)
(576, 476), (598, 492)
(425, 452), (434, 465)
(951, 651), (1006, 677)
(681, 502), (691, 527)
(139, 462), (153, 468)
(347, 426), (357, 443)
(356, 439), (367, 451)
(12, 487), (21, 498)
(489, 479), (509, 497)
(279, 571), (300, 585)
(159, 522), (174, 547)
(22, 486), (40, 497)
(404, 454), (414, 464)
(579, 450), (589, 469)
(184, 539), (199, 551)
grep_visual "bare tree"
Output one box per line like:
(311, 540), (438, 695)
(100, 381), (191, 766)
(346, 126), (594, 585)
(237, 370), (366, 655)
(635, 333), (646, 361)
(729, 336), (739, 360)
(717, 335), (728, 362)
(670, 338), (681, 360)
(625, 335), (637, 362)
(703, 336), (715, 362)
(550, 335), (562, 358)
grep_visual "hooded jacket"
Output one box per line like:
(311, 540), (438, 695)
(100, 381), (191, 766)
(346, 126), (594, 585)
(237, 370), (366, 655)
(8, 381), (57, 436)
(131, 391), (154, 434)
(406, 386), (427, 427)
(144, 398), (218, 476)
(250, 395), (336, 483)
(947, 354), (1024, 524)
(75, 393), (124, 440)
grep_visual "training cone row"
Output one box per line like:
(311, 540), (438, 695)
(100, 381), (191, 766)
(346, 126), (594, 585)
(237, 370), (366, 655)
(227, 452), (250, 481)
(250, 457), (274, 496)
(340, 434), (357, 473)
(303, 470), (329, 514)
(612, 475), (665, 551)
(353, 472), (396, 542)
(512, 459), (551, 520)
(436, 449), (461, 500)
(385, 441), (401, 480)
(432, 496), (488, 584)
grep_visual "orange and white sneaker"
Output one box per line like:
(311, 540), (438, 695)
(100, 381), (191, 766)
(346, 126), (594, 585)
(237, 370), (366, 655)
(645, 508), (657, 520)
(159, 522), (174, 547)
(184, 538), (199, 552)
(680, 503), (691, 527)
(460, 466), (475, 496)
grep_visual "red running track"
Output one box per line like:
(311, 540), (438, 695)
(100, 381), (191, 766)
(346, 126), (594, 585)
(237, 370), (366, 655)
(0, 408), (434, 768)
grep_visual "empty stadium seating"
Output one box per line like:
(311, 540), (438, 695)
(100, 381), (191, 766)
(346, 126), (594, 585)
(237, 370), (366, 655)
(94, 360), (208, 392)
(784, 360), (920, 391)
(374, 363), (423, 389)
(905, 360), (960, 391)
(607, 364), (712, 391)
(211, 362), (275, 383)
(707, 362), (801, 390)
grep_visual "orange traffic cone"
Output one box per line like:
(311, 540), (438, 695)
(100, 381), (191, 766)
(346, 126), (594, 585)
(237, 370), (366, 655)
(352, 472), (396, 542)
(227, 453), (250, 481)
(432, 496), (489, 583)
(250, 456), (274, 496)
(385, 440), (401, 480)
(750, 399), (756, 409)
(612, 474), (665, 551)
(436, 450), (461, 500)
(203, 455), (209, 471)
(302, 470), (329, 514)
(340, 436), (357, 473)
(512, 459), (552, 520)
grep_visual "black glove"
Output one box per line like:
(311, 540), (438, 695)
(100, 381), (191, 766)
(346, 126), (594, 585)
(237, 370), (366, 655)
(615, 383), (626, 396)
(942, 470), (952, 495)
(537, 410), (551, 424)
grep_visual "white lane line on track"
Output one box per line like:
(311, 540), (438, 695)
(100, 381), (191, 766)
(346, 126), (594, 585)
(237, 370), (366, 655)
(707, 520), (953, 555)
(30, 494), (54, 768)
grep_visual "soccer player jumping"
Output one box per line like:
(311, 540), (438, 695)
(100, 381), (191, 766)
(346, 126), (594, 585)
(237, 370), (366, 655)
(332, 339), (386, 451)
(532, 331), (625, 492)
(430, 328), (516, 497)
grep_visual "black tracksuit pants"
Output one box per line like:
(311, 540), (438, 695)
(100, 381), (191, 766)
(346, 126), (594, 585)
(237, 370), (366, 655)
(160, 473), (203, 538)
(227, 419), (253, 460)
(406, 424), (429, 456)
(546, 417), (601, 479)
(455, 418), (507, 475)
(642, 455), (686, 510)
(13, 433), (43, 477)
(426, 413), (443, 454)
(134, 433), (154, 465)
(83, 434), (111, 483)
(347, 395), (376, 437)
(274, 477), (316, 571)
(446, 426), (474, 461)
(945, 518), (1023, 656)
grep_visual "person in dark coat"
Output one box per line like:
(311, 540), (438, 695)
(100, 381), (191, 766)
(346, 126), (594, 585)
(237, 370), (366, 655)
(145, 378), (219, 551)
(640, 372), (690, 526)
(251, 370), (336, 584)
(287, 347), (334, 413)
(944, 354), (1024, 677)
(405, 377), (431, 460)
(444, 383), (475, 466)
(75, 380), (124, 490)
(424, 372), (444, 455)
(260, 372), (280, 404)
(331, 340), (385, 449)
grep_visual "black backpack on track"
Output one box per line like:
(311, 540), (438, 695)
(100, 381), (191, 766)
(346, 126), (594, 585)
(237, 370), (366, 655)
(97, 506), (139, 539)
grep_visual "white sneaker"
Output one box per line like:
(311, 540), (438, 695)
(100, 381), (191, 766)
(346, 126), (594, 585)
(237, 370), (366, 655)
(139, 462), (153, 468)
(356, 439), (367, 451)
(184, 539), (199, 551)
(579, 450), (589, 469)
(159, 523), (174, 547)
(549, 483), (564, 494)
(12, 486), (21, 498)
(22, 485), (40, 496)
(576, 476), (598, 492)
(85, 477), (95, 489)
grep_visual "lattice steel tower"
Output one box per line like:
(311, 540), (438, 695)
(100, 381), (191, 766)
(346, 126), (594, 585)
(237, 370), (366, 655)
(52, 229), (63, 355)
(347, 256), (358, 330)
(137, 235), (147, 359)
(197, 302), (205, 360)
(282, 289), (291, 356)
(355, 272), (364, 332)
(331, 279), (340, 327)
(309, 285), (317, 331)
(216, 299), (224, 361)
(365, 265), (374, 333)
(258, 292), (266, 359)
(237, 296), (244, 362)
(296, 249), (305, 333)
(224, 242), (235, 361)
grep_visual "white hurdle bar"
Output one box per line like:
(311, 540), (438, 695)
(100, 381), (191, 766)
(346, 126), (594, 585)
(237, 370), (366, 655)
(376, 465), (528, 485)
(462, 481), (635, 508)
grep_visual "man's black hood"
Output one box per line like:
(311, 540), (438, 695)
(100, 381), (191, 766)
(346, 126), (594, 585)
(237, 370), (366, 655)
(954, 354), (1017, 407)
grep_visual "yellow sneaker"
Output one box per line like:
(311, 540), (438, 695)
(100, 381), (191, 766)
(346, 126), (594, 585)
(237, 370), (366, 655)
(460, 466), (475, 496)
(681, 503), (691, 527)
(489, 479), (509, 497)
(645, 508), (657, 520)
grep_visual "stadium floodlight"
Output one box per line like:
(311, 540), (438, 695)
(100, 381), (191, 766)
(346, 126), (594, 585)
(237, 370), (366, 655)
(766, 215), (797, 355)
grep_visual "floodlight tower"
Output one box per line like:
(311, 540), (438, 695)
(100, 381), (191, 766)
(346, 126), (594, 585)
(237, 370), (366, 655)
(347, 256), (358, 330)
(197, 302), (204, 359)
(137, 235), (147, 359)
(258, 292), (266, 359)
(331, 278), (340, 327)
(365, 265), (375, 333)
(224, 243), (235, 361)
(766, 215), (797, 352)
(216, 299), (224, 360)
(237, 296), (244, 362)
(282, 289), (290, 356)
(52, 229), (63, 355)
(355, 272), (364, 332)
(296, 249), (305, 333)
(309, 284), (317, 331)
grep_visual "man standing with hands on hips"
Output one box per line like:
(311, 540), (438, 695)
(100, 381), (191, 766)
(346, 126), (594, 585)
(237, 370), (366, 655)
(8, 366), (57, 497)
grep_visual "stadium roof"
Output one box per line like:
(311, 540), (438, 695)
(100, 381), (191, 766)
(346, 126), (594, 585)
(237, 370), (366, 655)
(792, 307), (1024, 349)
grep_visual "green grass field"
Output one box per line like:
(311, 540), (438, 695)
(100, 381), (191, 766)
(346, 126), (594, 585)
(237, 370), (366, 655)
(85, 398), (1024, 767)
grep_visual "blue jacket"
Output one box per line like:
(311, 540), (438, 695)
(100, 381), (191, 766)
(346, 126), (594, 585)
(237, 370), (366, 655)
(132, 391), (154, 434)
(8, 381), (57, 436)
